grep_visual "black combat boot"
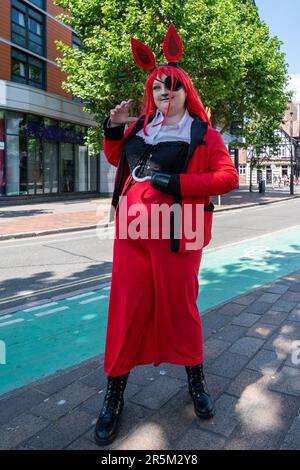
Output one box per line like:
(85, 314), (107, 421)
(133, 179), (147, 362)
(185, 364), (215, 419)
(94, 371), (130, 446)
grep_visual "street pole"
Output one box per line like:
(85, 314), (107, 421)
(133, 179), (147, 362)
(290, 111), (294, 195)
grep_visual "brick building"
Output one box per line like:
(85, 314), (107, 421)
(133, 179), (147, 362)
(0, 0), (98, 198)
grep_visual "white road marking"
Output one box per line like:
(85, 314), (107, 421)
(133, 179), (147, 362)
(204, 223), (300, 254)
(0, 273), (111, 304)
(0, 318), (24, 327)
(23, 302), (58, 312)
(66, 292), (96, 300)
(34, 306), (69, 317)
(0, 315), (13, 321)
(80, 295), (108, 304)
(214, 198), (300, 215)
(241, 246), (272, 261)
(0, 229), (100, 249)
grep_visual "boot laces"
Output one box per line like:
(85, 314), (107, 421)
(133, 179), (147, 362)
(101, 394), (122, 416)
(100, 375), (128, 416)
(187, 365), (209, 396)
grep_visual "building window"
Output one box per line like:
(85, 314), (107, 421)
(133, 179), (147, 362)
(29, 17), (42, 36)
(282, 165), (288, 177)
(12, 57), (26, 81)
(71, 34), (85, 103)
(239, 164), (246, 175)
(11, 0), (45, 56)
(279, 144), (287, 157)
(29, 0), (45, 8)
(11, 48), (45, 89)
(266, 167), (272, 184)
(12, 8), (25, 27)
(72, 33), (83, 50)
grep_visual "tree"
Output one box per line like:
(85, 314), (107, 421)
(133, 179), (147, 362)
(53, 0), (291, 155)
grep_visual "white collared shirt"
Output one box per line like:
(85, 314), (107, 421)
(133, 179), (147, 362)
(136, 108), (193, 144)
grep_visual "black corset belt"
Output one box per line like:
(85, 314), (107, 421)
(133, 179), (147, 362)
(124, 135), (189, 180)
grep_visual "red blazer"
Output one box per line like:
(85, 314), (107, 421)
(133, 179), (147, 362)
(103, 115), (238, 253)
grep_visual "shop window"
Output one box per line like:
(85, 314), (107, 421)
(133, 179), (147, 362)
(75, 145), (88, 192)
(89, 155), (98, 192)
(4, 112), (93, 196)
(60, 143), (75, 192)
(6, 110), (25, 134)
(11, 48), (45, 90)
(60, 121), (74, 130)
(0, 111), (5, 196)
(27, 137), (43, 194)
(5, 111), (25, 196)
(27, 114), (43, 125)
(11, 0), (45, 56)
(44, 118), (59, 128)
(44, 141), (58, 194)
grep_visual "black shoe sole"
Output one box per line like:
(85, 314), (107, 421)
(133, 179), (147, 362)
(94, 401), (124, 447)
(188, 390), (215, 420)
(94, 429), (118, 447)
(194, 407), (215, 420)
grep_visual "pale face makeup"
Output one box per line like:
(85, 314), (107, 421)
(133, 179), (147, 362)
(152, 73), (187, 118)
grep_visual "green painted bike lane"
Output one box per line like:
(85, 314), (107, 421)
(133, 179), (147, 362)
(1, 225), (300, 396)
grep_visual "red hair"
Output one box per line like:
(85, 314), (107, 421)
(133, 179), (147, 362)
(141, 65), (211, 135)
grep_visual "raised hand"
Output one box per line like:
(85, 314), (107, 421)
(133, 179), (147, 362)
(109, 99), (138, 127)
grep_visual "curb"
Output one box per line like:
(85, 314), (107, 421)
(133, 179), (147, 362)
(0, 222), (115, 241)
(0, 224), (98, 241)
(0, 194), (300, 241)
(213, 193), (300, 213)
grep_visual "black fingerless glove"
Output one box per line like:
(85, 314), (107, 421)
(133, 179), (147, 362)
(151, 172), (181, 197)
(102, 116), (125, 141)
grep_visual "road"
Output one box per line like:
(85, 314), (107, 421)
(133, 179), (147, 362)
(1, 197), (300, 312)
(0, 198), (300, 395)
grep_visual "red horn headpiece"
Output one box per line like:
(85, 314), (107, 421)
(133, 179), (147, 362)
(130, 38), (156, 71)
(162, 23), (183, 64)
(130, 23), (183, 72)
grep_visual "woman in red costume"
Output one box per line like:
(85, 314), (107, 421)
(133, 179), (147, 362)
(94, 24), (239, 446)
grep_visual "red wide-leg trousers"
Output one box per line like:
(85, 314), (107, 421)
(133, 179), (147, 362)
(103, 224), (204, 376)
(103, 181), (204, 377)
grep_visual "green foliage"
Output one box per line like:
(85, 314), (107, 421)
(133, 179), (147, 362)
(54, 0), (291, 154)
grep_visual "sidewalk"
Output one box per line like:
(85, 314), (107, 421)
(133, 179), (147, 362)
(0, 270), (300, 450)
(0, 188), (299, 240)
(0, 197), (112, 240)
